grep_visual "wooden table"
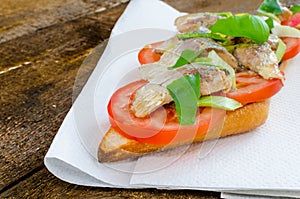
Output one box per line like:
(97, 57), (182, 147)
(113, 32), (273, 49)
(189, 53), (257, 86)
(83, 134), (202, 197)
(0, 0), (297, 198)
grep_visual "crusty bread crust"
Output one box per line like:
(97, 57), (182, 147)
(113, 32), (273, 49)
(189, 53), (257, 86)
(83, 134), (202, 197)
(98, 100), (270, 162)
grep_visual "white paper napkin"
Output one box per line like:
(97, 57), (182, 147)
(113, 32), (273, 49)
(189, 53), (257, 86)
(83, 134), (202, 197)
(45, 0), (300, 198)
(129, 54), (300, 197)
(44, 0), (182, 188)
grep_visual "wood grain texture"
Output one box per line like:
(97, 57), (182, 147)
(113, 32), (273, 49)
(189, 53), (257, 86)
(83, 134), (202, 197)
(164, 0), (263, 13)
(1, 168), (219, 198)
(1, 0), (299, 198)
(0, 0), (127, 192)
(164, 0), (298, 13)
(0, 0), (129, 43)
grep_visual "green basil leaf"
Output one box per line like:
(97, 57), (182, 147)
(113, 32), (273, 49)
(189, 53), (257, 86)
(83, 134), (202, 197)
(209, 14), (270, 44)
(265, 17), (274, 30)
(177, 32), (229, 44)
(168, 49), (203, 70)
(197, 96), (242, 111)
(258, 0), (283, 15)
(290, 4), (300, 14)
(188, 73), (201, 99)
(167, 73), (200, 125)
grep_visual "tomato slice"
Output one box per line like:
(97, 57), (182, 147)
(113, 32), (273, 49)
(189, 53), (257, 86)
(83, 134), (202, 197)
(107, 72), (283, 145)
(281, 13), (300, 28)
(113, 40), (285, 145)
(137, 42), (284, 104)
(108, 80), (226, 145)
(280, 12), (300, 61)
(281, 37), (300, 61)
(138, 41), (163, 65)
(226, 72), (283, 105)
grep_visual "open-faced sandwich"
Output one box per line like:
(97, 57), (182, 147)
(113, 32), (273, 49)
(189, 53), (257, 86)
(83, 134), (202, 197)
(98, 0), (300, 162)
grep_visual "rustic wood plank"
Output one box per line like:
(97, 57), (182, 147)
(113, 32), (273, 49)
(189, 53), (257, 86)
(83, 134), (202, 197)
(0, 2), (127, 191)
(1, 0), (299, 198)
(0, 0), (128, 44)
(164, 0), (263, 13)
(1, 168), (219, 198)
(164, 0), (298, 13)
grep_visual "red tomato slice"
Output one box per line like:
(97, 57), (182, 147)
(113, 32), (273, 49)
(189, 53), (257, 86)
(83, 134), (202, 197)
(281, 37), (300, 61)
(280, 13), (300, 60)
(137, 42), (283, 104)
(226, 72), (283, 105)
(107, 80), (226, 145)
(138, 41), (163, 65)
(107, 73), (283, 145)
(281, 13), (300, 28)
(111, 41), (285, 145)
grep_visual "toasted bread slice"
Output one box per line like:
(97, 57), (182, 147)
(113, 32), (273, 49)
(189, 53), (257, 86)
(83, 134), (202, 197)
(98, 100), (270, 162)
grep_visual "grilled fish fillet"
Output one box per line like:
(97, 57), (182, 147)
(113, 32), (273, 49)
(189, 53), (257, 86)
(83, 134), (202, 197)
(131, 65), (231, 117)
(132, 38), (237, 117)
(142, 38), (238, 79)
(233, 42), (283, 80)
(175, 13), (222, 33)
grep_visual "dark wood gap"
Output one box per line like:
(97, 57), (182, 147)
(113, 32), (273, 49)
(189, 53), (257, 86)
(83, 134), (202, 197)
(0, 164), (45, 194)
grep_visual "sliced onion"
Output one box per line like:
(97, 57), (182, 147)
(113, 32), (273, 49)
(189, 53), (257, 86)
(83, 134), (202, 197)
(272, 25), (300, 38)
